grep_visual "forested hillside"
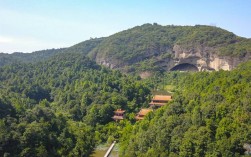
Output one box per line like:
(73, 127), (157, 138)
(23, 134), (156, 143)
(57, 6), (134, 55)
(1, 24), (251, 72)
(69, 24), (251, 72)
(1, 23), (251, 157)
(119, 61), (251, 157)
(88, 24), (241, 61)
(0, 53), (152, 157)
(0, 48), (65, 66)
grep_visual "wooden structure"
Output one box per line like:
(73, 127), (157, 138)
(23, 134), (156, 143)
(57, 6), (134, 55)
(112, 109), (125, 121)
(135, 108), (153, 120)
(149, 95), (172, 107)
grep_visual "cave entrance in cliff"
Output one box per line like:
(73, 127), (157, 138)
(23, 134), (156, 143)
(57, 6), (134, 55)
(170, 63), (199, 71)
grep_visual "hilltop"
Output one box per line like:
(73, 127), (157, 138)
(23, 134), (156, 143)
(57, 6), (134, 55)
(1, 24), (251, 73)
(84, 24), (251, 72)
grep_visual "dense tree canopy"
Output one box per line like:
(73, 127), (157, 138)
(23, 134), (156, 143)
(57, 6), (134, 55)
(0, 48), (65, 66)
(0, 52), (152, 156)
(1, 23), (251, 156)
(119, 61), (251, 157)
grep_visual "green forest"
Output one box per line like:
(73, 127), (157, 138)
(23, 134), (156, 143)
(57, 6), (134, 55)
(120, 61), (251, 157)
(1, 50), (251, 156)
(1, 24), (251, 157)
(0, 53), (152, 157)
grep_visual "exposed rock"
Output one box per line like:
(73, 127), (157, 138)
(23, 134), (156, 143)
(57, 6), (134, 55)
(94, 43), (250, 72)
(169, 44), (251, 71)
(139, 71), (152, 79)
(96, 58), (117, 69)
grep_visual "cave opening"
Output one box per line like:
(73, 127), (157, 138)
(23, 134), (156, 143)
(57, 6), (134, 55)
(170, 63), (199, 71)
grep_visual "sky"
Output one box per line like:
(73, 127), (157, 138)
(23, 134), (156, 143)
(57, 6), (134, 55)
(0, 0), (251, 53)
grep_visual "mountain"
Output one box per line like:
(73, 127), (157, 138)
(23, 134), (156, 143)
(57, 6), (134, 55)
(70, 23), (251, 73)
(1, 24), (251, 73)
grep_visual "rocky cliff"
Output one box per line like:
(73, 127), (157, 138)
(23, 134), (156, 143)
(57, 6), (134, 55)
(171, 44), (251, 71)
(91, 24), (251, 73)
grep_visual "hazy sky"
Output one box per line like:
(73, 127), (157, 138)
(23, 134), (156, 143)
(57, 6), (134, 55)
(1, 0), (251, 53)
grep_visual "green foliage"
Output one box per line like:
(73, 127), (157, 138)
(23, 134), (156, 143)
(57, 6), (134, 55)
(2, 24), (250, 73)
(0, 52), (151, 156)
(62, 37), (104, 55)
(176, 25), (238, 47)
(0, 48), (65, 66)
(218, 39), (251, 57)
(87, 24), (251, 72)
(120, 61), (251, 156)
(1, 23), (251, 156)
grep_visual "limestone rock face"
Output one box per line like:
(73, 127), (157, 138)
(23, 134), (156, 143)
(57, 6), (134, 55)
(94, 43), (250, 72)
(170, 44), (250, 71)
(96, 58), (116, 69)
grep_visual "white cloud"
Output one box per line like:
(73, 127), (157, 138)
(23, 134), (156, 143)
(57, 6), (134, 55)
(0, 36), (13, 43)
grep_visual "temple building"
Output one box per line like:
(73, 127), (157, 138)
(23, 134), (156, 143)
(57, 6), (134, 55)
(112, 109), (125, 121)
(149, 95), (172, 107)
(135, 108), (153, 120)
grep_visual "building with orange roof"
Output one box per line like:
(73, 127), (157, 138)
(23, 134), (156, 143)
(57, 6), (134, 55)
(149, 95), (172, 107)
(112, 109), (125, 121)
(135, 108), (153, 120)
